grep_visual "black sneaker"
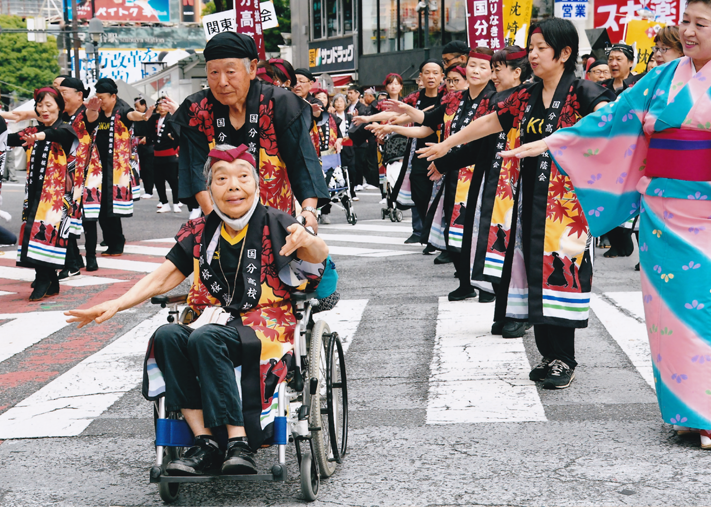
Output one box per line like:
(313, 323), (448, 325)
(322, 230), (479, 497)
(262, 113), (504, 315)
(404, 234), (421, 244)
(542, 359), (575, 389)
(422, 245), (436, 255)
(434, 251), (452, 264)
(166, 436), (222, 476)
(58, 268), (80, 280)
(478, 290), (496, 303)
(448, 286), (477, 301)
(85, 256), (99, 272)
(221, 440), (258, 475)
(491, 320), (506, 335)
(529, 357), (554, 381)
(635, 262), (640, 272)
(501, 321), (526, 338)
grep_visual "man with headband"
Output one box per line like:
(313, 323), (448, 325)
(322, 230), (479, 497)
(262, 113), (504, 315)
(601, 43), (642, 94)
(171, 32), (328, 230)
(83, 77), (152, 265)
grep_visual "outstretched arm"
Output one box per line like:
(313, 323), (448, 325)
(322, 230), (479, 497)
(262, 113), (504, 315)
(352, 110), (400, 125)
(64, 260), (186, 327)
(367, 123), (434, 140)
(416, 112), (503, 161)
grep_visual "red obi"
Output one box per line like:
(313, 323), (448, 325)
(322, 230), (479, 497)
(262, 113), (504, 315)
(646, 129), (711, 181)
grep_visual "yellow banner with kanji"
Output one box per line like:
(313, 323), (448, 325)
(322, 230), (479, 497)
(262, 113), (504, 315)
(503, 0), (533, 47)
(625, 19), (666, 74)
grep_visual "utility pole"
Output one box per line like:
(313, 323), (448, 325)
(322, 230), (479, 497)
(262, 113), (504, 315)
(71, 0), (80, 78)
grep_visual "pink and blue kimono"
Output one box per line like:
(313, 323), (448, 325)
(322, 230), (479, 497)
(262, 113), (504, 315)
(546, 57), (711, 430)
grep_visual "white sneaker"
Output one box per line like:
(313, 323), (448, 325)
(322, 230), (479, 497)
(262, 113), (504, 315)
(379, 198), (387, 204)
(363, 183), (377, 190)
(173, 204), (181, 213)
(352, 196), (359, 201)
(141, 193), (153, 199)
(157, 202), (164, 208)
(157, 203), (171, 213)
(189, 208), (202, 220)
(354, 185), (363, 191)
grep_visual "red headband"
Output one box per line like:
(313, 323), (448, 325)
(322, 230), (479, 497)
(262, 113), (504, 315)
(531, 27), (542, 35)
(469, 51), (492, 61)
(208, 144), (256, 168)
(256, 67), (274, 84)
(34, 87), (58, 101)
(268, 58), (290, 81)
(382, 73), (402, 86)
(448, 66), (466, 78)
(506, 49), (528, 61)
(311, 88), (328, 97)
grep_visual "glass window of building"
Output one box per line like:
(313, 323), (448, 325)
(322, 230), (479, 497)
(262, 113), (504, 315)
(443, 0), (467, 44)
(312, 0), (324, 39)
(326, 0), (339, 37)
(312, 0), (356, 40)
(343, 0), (354, 32)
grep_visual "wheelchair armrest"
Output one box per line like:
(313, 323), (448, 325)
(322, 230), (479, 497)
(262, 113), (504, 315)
(291, 291), (318, 303)
(151, 294), (189, 307)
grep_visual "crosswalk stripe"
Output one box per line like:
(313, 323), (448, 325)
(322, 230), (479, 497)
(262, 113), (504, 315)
(0, 311), (71, 364)
(0, 290), (16, 296)
(0, 265), (127, 286)
(328, 245), (418, 257)
(426, 297), (547, 424)
(314, 299), (368, 354)
(318, 233), (416, 246)
(0, 309), (169, 439)
(590, 292), (654, 390)
(321, 224), (413, 234)
(96, 257), (162, 273)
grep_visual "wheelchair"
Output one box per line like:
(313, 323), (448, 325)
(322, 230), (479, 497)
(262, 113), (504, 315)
(148, 291), (349, 503)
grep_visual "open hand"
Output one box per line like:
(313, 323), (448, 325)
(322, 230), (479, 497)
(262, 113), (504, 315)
(86, 96), (101, 112)
(280, 223), (315, 257)
(366, 123), (392, 139)
(427, 162), (442, 181)
(20, 131), (44, 147)
(310, 102), (323, 116)
(162, 97), (179, 114)
(352, 115), (371, 126)
(144, 105), (156, 118)
(381, 99), (408, 115)
(499, 140), (549, 159)
(416, 142), (449, 161)
(65, 300), (121, 328)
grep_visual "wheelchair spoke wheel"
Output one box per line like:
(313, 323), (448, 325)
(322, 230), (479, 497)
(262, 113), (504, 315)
(326, 333), (348, 461)
(308, 320), (338, 478)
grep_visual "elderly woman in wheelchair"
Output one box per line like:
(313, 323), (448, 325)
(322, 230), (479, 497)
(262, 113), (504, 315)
(66, 144), (329, 478)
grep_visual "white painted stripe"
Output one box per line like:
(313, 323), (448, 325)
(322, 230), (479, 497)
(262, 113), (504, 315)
(318, 233), (416, 246)
(0, 309), (169, 439)
(142, 237), (175, 243)
(327, 245), (418, 258)
(0, 291), (16, 296)
(320, 224), (413, 233)
(0, 266), (126, 287)
(426, 298), (546, 424)
(314, 299), (368, 354)
(96, 257), (162, 273)
(0, 266), (35, 282)
(0, 311), (70, 364)
(120, 245), (170, 257)
(591, 292), (654, 391)
(61, 276), (126, 287)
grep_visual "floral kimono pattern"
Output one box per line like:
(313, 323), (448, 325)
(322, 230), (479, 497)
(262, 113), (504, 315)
(493, 74), (615, 327)
(546, 57), (711, 429)
(83, 103), (134, 219)
(143, 205), (325, 449)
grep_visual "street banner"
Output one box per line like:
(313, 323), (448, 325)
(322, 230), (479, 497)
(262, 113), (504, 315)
(466, 0), (505, 49)
(594, 0), (683, 41)
(554, 0), (589, 20)
(625, 19), (666, 73)
(260, 1), (279, 30)
(503, 0), (533, 47)
(202, 4), (265, 59)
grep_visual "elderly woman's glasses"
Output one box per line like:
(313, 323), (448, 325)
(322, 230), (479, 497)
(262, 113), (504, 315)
(652, 46), (670, 54)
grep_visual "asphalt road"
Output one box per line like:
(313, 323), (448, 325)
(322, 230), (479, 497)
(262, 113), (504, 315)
(1, 181), (709, 507)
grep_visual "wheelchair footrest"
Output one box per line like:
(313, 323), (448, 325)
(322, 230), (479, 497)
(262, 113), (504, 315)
(156, 418), (194, 447)
(157, 470), (287, 483)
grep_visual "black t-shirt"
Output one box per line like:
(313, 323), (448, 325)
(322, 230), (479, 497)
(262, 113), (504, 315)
(167, 224), (247, 295)
(92, 101), (134, 167)
(416, 94), (441, 148)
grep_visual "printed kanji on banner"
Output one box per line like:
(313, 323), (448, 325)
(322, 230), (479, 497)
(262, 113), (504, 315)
(503, 0), (533, 46)
(202, 2), (265, 59)
(467, 0), (505, 50)
(594, 0), (682, 39)
(554, 0), (588, 20)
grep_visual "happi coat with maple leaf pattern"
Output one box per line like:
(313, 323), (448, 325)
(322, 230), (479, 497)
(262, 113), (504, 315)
(546, 57), (711, 430)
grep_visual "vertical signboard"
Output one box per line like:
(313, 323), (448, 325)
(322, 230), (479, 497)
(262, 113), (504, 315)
(502, 0), (533, 46)
(466, 0), (505, 49)
(235, 0), (266, 60)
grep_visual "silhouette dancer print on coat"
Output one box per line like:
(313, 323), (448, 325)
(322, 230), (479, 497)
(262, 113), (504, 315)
(547, 251), (569, 287)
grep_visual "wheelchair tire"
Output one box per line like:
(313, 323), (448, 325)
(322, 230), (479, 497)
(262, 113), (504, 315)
(158, 447), (181, 504)
(308, 320), (337, 478)
(347, 212), (357, 225)
(326, 333), (348, 462)
(394, 209), (403, 222)
(299, 441), (319, 501)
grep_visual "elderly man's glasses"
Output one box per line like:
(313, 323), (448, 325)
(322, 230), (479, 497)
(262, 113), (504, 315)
(589, 69), (611, 77)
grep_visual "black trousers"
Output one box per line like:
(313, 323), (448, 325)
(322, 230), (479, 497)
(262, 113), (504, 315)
(155, 155), (179, 205)
(353, 145), (368, 188)
(0, 225), (16, 245)
(409, 160), (434, 226)
(153, 323), (244, 428)
(137, 145), (154, 195)
(519, 168), (577, 368)
(64, 236), (83, 271)
(35, 265), (58, 284)
(84, 199), (124, 257)
(365, 142), (379, 187)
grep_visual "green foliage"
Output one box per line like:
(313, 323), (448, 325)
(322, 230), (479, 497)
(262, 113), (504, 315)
(202, 1), (216, 15)
(264, 0), (290, 54)
(0, 15), (60, 100)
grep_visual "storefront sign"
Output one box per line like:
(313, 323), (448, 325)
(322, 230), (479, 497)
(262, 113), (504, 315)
(594, 0), (683, 40)
(466, 0), (505, 50)
(308, 36), (356, 73)
(503, 0), (533, 46)
(554, 0), (588, 20)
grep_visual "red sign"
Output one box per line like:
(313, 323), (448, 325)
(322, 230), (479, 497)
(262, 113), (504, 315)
(235, 0), (266, 60)
(593, 0), (683, 40)
(467, 0), (505, 50)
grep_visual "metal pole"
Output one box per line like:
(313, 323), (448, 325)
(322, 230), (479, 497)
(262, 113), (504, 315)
(71, 0), (80, 78)
(424, 5), (429, 48)
(91, 0), (95, 16)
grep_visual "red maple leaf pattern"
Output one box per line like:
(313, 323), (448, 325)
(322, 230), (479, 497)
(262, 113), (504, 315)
(258, 98), (279, 155)
(441, 91), (463, 117)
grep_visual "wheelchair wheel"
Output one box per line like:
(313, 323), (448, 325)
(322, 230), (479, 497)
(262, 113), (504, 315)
(347, 212), (357, 225)
(389, 210), (397, 222)
(308, 320), (337, 478)
(159, 447), (182, 503)
(394, 209), (403, 222)
(299, 440), (319, 501)
(326, 333), (348, 461)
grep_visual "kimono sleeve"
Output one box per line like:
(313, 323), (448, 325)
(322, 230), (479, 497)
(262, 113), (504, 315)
(493, 85), (529, 132)
(268, 210), (325, 288)
(547, 69), (668, 236)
